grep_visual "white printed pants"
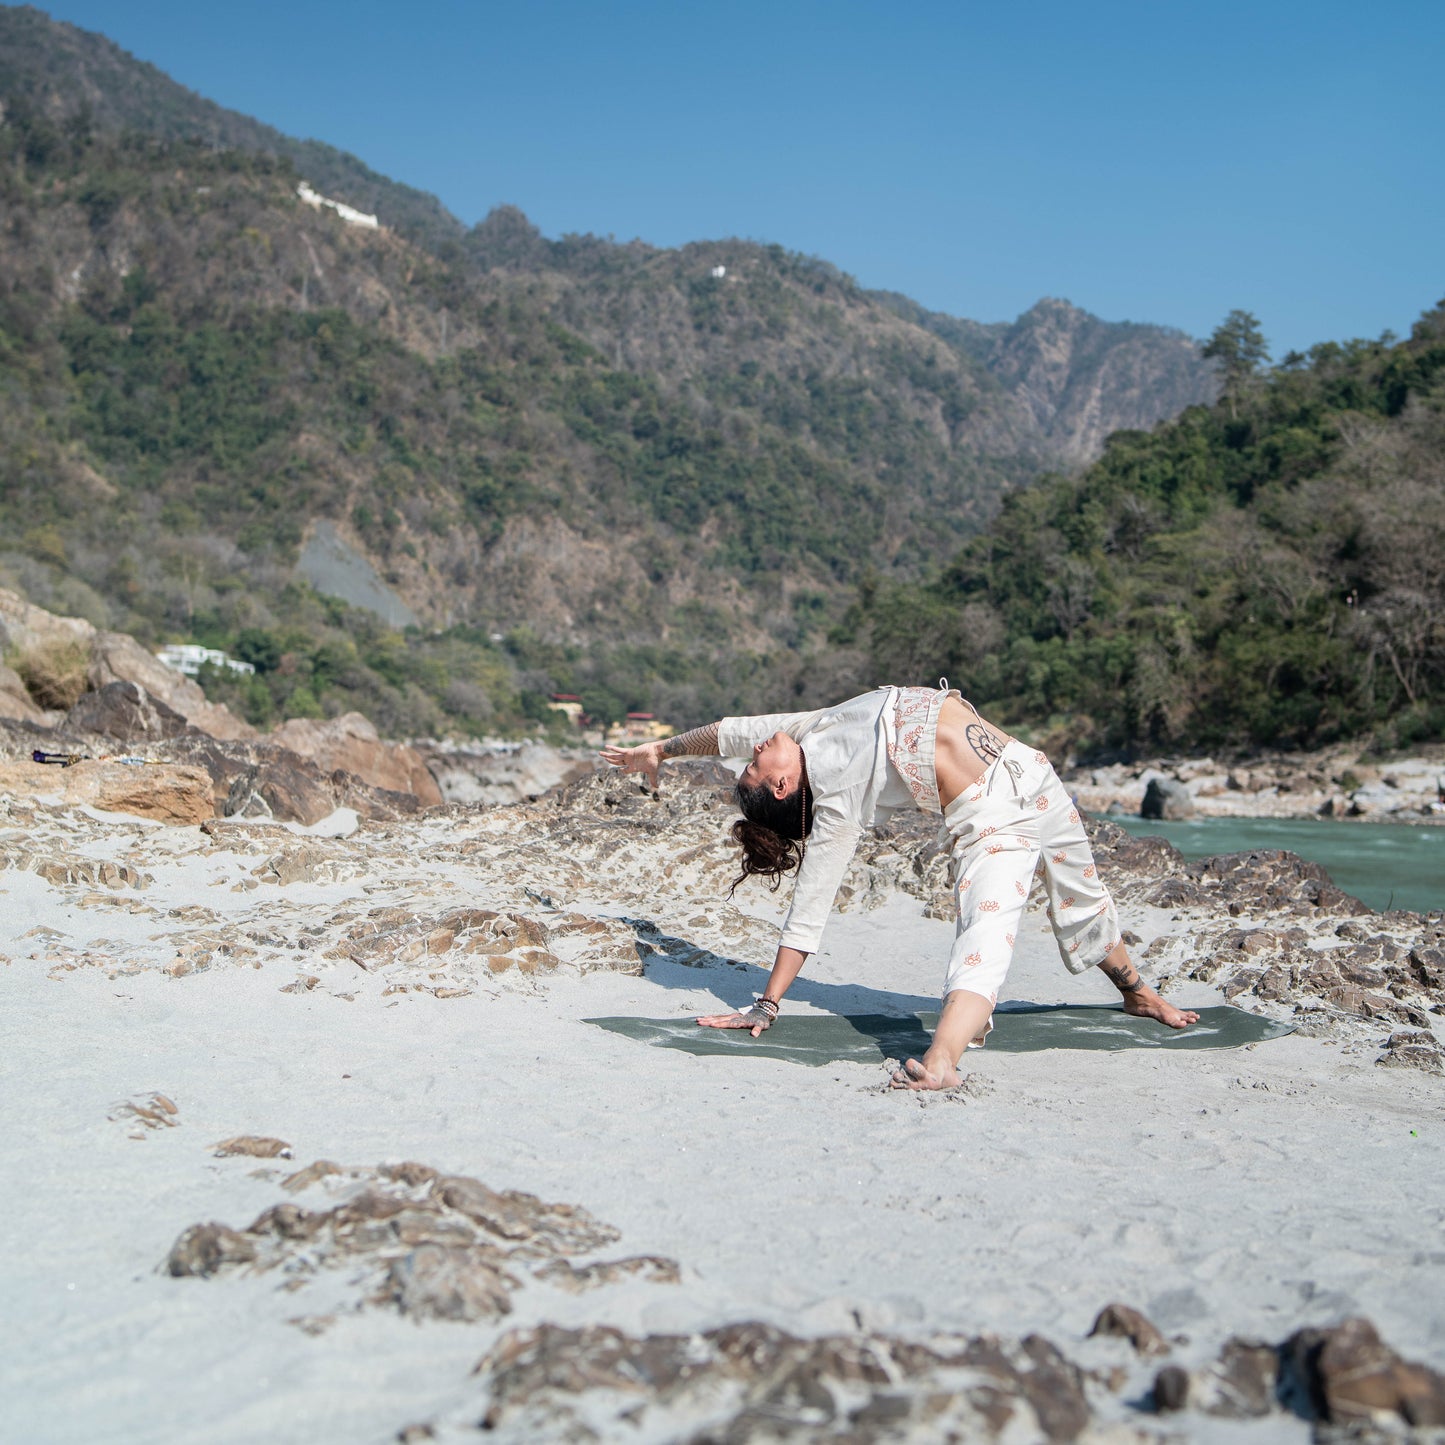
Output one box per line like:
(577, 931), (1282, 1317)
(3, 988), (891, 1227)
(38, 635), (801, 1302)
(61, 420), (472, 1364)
(942, 740), (1121, 1010)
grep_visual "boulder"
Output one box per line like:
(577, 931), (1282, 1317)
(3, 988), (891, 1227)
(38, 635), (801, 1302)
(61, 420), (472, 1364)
(141, 735), (424, 824)
(0, 759), (214, 824)
(1348, 782), (1403, 817)
(1089, 1302), (1170, 1356)
(90, 632), (258, 740)
(271, 713), (442, 808)
(1281, 1317), (1445, 1427)
(0, 586), (255, 741)
(0, 662), (50, 725)
(1141, 776), (1196, 820)
(64, 681), (192, 742)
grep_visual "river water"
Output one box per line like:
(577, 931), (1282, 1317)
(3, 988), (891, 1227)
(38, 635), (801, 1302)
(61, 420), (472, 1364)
(1106, 815), (1443, 916)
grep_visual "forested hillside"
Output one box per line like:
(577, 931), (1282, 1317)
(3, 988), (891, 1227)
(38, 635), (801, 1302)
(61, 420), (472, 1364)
(854, 306), (1445, 756)
(0, 6), (1232, 741)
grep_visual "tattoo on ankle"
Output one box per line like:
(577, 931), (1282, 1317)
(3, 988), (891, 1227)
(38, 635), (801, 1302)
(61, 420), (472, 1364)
(965, 722), (1003, 765)
(1102, 962), (1144, 993)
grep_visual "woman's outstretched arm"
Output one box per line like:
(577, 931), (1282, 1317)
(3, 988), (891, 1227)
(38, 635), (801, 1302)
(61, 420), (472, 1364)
(600, 723), (720, 787)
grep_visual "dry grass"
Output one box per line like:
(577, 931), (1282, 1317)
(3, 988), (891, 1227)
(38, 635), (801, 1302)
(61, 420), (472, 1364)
(10, 637), (93, 710)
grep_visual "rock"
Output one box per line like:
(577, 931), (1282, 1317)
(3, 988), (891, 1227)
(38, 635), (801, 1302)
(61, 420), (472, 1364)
(213, 1135), (293, 1158)
(282, 1160), (344, 1192)
(1348, 782), (1404, 817)
(0, 661), (49, 724)
(1088, 1302), (1169, 1356)
(224, 759), (339, 827)
(376, 1244), (518, 1322)
(145, 734), (422, 824)
(166, 1223), (258, 1277)
(432, 1175), (620, 1254)
(473, 1321), (1093, 1442)
(164, 1162), (628, 1327)
(0, 586), (254, 740)
(1198, 1338), (1279, 1418)
(534, 1256), (680, 1292)
(1152, 1364), (1190, 1412)
(64, 681), (192, 742)
(109, 1092), (179, 1132)
(1141, 776), (1196, 820)
(270, 713), (442, 808)
(1282, 1317), (1445, 1427)
(0, 760), (214, 824)
(1184, 849), (1366, 916)
(1377, 1030), (1444, 1073)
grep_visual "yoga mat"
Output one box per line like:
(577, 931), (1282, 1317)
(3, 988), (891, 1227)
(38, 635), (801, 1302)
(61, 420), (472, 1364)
(585, 1004), (1294, 1067)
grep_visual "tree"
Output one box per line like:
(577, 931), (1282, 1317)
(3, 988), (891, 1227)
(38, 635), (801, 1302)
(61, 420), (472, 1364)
(1202, 310), (1270, 419)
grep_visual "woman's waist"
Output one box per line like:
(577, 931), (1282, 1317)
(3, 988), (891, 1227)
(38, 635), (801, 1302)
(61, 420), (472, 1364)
(934, 698), (1018, 803)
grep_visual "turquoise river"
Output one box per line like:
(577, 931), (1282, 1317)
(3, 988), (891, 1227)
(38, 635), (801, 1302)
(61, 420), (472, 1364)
(1107, 815), (1442, 916)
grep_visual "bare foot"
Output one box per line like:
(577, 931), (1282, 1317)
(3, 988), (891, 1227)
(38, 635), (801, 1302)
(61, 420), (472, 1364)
(1122, 986), (1199, 1029)
(889, 1057), (963, 1091)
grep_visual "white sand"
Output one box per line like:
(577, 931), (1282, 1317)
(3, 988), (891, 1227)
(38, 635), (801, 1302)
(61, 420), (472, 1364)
(2, 800), (1442, 1443)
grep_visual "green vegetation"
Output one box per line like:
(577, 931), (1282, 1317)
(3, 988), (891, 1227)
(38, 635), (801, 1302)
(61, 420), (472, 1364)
(850, 305), (1445, 755)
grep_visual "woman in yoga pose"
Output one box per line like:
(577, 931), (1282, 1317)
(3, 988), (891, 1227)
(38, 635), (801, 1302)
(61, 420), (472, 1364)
(601, 684), (1197, 1090)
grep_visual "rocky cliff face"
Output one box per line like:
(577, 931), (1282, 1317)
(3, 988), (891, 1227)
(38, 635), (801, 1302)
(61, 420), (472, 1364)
(875, 293), (1219, 471)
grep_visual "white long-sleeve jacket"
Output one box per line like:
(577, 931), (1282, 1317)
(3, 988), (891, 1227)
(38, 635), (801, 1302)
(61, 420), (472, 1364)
(718, 687), (916, 955)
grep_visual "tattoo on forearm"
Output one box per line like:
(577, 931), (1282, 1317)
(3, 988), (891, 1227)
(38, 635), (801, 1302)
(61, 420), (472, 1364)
(661, 722), (720, 758)
(1101, 961), (1143, 993)
(965, 722), (1003, 765)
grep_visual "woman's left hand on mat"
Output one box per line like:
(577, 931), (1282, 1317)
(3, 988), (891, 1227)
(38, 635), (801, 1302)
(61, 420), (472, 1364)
(696, 1009), (772, 1039)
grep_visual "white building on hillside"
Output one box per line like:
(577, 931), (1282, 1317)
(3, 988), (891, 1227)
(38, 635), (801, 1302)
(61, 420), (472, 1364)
(156, 644), (255, 678)
(297, 181), (380, 230)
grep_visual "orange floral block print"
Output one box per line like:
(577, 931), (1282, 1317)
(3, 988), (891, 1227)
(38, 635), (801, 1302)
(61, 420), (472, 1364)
(1036, 795), (1049, 811)
(1052, 851), (1067, 863)
(1005, 933), (1015, 947)
(1083, 864), (1096, 878)
(1014, 879), (1027, 896)
(986, 844), (1003, 855)
(979, 825), (997, 837)
(963, 951), (982, 967)
(1068, 809), (1080, 825)
(886, 686), (944, 811)
(1060, 896), (1076, 908)
(979, 899), (1000, 912)
(957, 876), (971, 891)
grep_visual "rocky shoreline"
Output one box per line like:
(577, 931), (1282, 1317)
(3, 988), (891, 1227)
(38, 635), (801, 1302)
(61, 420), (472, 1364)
(1063, 748), (1445, 825)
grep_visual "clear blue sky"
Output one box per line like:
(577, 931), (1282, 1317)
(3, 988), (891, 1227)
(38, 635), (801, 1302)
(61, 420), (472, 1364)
(34, 0), (1445, 355)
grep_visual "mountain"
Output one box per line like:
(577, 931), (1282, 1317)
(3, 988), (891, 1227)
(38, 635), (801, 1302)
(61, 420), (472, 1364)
(872, 292), (1218, 470)
(0, 5), (1221, 737)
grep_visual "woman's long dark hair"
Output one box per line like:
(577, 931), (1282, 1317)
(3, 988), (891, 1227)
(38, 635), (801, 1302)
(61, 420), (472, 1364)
(730, 753), (814, 894)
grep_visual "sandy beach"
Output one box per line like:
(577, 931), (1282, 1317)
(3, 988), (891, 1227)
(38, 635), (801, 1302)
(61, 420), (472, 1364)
(3, 766), (1443, 1442)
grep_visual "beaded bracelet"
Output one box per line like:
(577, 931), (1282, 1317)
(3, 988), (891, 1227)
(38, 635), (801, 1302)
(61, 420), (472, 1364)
(753, 997), (780, 1019)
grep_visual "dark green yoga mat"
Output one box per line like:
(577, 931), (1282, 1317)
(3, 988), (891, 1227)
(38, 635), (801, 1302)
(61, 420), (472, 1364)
(585, 1005), (1294, 1067)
